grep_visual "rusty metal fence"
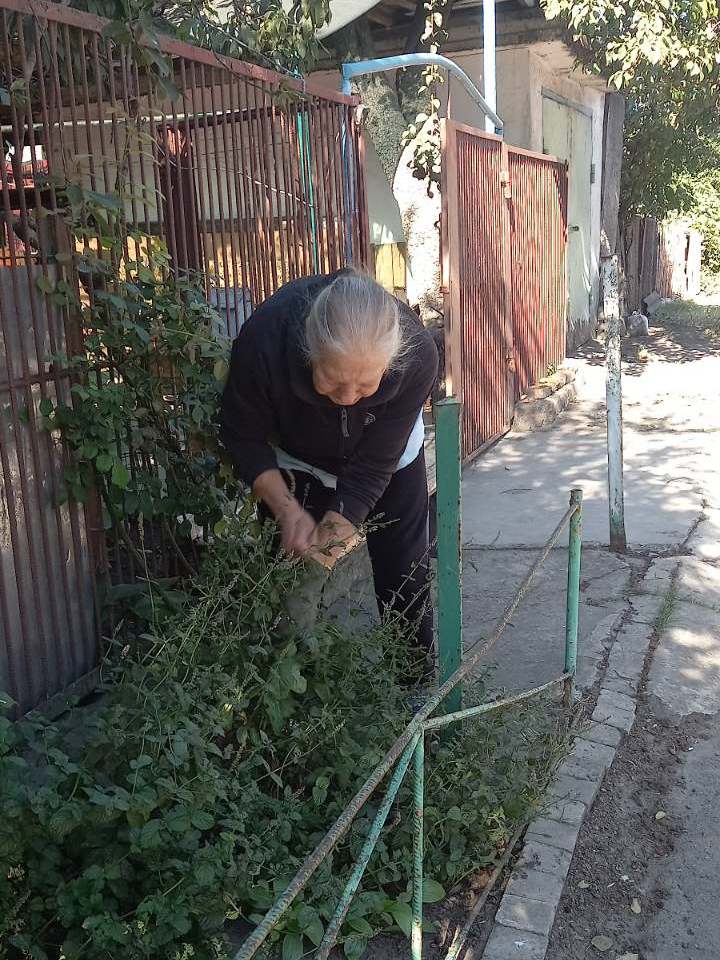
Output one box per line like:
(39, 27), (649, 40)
(441, 121), (567, 459)
(0, 0), (369, 713)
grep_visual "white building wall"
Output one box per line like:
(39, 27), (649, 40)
(527, 50), (605, 322)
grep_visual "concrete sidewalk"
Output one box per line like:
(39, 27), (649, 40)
(479, 311), (720, 960)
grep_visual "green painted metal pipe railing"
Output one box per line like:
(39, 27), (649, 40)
(435, 398), (463, 714)
(234, 399), (583, 960)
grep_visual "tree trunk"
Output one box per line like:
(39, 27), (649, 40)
(330, 22), (444, 323)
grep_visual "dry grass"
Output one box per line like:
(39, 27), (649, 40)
(656, 295), (720, 335)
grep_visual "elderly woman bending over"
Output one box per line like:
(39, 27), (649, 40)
(220, 270), (439, 678)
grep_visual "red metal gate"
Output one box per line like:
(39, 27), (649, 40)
(441, 120), (568, 460)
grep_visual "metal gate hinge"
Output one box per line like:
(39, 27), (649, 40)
(500, 170), (511, 198)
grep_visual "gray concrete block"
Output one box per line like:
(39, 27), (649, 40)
(482, 925), (549, 960)
(626, 595), (662, 627)
(576, 654), (602, 691)
(603, 675), (639, 697)
(597, 688), (636, 713)
(495, 894), (556, 938)
(560, 738), (616, 782)
(671, 556), (720, 610)
(687, 510), (720, 561)
(607, 647), (646, 681)
(577, 721), (623, 748)
(581, 610), (625, 658)
(518, 839), (572, 877)
(506, 866), (566, 903)
(512, 382), (577, 432)
(548, 771), (600, 808)
(592, 698), (635, 733)
(639, 557), (680, 596)
(613, 620), (654, 653)
(525, 817), (580, 853)
(593, 689), (637, 732)
(542, 796), (587, 825)
(648, 599), (720, 715)
(525, 383), (554, 401)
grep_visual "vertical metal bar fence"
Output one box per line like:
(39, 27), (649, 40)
(0, 0), (369, 713)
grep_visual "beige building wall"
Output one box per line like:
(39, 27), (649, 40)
(313, 48), (610, 343)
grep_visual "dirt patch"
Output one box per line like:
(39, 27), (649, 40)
(363, 869), (505, 960)
(547, 698), (712, 960)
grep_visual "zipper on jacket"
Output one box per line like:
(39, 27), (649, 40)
(340, 407), (349, 458)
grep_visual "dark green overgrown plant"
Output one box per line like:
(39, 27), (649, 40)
(36, 181), (234, 578)
(0, 516), (565, 960)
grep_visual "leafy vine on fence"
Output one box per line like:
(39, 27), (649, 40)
(35, 179), (234, 578)
(401, 0), (448, 192)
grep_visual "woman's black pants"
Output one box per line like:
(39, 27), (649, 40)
(284, 450), (434, 665)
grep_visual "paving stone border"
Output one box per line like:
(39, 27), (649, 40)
(480, 562), (669, 960)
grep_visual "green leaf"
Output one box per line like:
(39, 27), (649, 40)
(387, 900), (413, 937)
(278, 659), (306, 695)
(36, 275), (55, 294)
(102, 20), (131, 43)
(282, 932), (304, 960)
(157, 74), (180, 102)
(305, 918), (324, 946)
(191, 811), (215, 830)
(422, 878), (446, 903)
(111, 462), (131, 489)
(95, 453), (113, 473)
(39, 397), (54, 417)
(343, 936), (368, 960)
(348, 917), (373, 936)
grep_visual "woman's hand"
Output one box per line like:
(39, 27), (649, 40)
(308, 510), (359, 568)
(253, 469), (317, 557)
(277, 499), (318, 557)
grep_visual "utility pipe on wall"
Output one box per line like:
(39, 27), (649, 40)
(340, 54), (503, 261)
(483, 0), (497, 134)
(341, 54), (503, 131)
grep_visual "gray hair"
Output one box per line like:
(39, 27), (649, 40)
(305, 271), (405, 368)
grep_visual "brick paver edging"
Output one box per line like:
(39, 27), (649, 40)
(478, 564), (669, 960)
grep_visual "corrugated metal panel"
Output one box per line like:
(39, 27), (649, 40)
(441, 122), (514, 459)
(507, 147), (568, 395)
(0, 0), (369, 713)
(441, 121), (568, 460)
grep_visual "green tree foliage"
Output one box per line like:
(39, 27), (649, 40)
(72, 0), (333, 74)
(543, 0), (720, 225)
(672, 169), (720, 275)
(621, 78), (720, 223)
(543, 0), (720, 88)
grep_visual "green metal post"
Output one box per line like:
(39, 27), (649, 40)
(564, 488), (583, 705)
(316, 736), (419, 959)
(411, 734), (425, 960)
(435, 398), (463, 714)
